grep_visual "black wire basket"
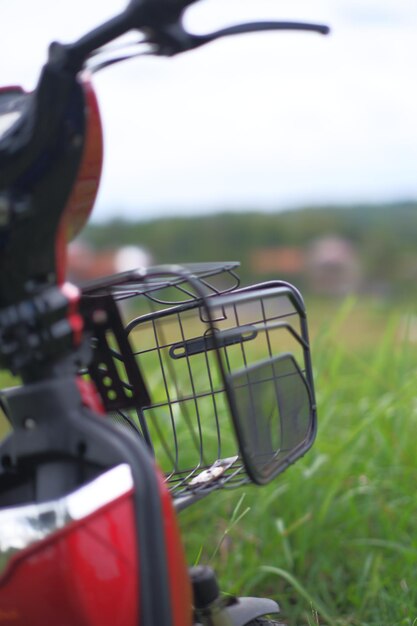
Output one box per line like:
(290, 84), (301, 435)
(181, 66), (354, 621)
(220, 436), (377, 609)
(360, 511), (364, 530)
(82, 262), (316, 502)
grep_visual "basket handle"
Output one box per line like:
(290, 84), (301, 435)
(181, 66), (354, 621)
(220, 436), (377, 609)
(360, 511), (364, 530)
(169, 326), (257, 360)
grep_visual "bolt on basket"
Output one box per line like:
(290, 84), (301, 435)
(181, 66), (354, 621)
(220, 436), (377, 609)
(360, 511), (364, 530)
(81, 262), (316, 505)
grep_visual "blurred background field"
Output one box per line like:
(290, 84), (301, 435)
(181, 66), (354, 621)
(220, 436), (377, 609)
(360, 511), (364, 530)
(76, 202), (417, 300)
(78, 203), (417, 624)
(178, 295), (417, 626)
(2, 203), (417, 624)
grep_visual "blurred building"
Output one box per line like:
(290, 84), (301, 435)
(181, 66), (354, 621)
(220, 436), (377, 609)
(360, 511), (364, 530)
(251, 236), (361, 295)
(251, 246), (305, 276)
(306, 237), (361, 295)
(67, 241), (152, 284)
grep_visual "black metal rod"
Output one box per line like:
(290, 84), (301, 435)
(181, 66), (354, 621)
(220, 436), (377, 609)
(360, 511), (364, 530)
(207, 21), (330, 40)
(73, 10), (134, 57)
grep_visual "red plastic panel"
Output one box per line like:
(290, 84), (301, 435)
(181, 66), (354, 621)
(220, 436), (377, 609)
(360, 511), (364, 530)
(0, 494), (138, 626)
(56, 76), (103, 283)
(158, 470), (193, 626)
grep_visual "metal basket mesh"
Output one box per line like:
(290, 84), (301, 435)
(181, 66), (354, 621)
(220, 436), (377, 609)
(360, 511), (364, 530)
(82, 264), (316, 499)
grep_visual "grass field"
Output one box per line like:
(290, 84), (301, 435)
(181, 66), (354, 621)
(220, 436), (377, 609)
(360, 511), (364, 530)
(0, 296), (416, 624)
(178, 296), (417, 625)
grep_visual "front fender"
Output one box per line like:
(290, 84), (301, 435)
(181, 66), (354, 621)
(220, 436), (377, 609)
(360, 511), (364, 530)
(195, 596), (281, 626)
(227, 596), (281, 626)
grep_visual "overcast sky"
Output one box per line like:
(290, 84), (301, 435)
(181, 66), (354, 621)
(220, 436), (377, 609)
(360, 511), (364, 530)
(1, 0), (416, 221)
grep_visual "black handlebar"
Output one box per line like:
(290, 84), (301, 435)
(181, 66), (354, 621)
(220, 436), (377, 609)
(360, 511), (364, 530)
(152, 20), (330, 56)
(48, 0), (330, 71)
(0, 0), (329, 310)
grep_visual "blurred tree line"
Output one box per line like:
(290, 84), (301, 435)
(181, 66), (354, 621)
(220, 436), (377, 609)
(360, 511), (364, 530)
(82, 202), (417, 297)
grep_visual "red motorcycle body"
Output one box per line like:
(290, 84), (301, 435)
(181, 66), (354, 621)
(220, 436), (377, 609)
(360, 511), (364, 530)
(0, 494), (138, 626)
(0, 463), (192, 626)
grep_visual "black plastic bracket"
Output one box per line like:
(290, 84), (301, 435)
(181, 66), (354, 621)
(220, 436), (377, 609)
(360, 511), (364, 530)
(82, 293), (150, 411)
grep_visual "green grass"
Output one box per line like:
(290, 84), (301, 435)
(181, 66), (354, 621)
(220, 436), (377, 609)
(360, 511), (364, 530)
(1, 297), (416, 624)
(0, 372), (21, 438)
(179, 297), (417, 625)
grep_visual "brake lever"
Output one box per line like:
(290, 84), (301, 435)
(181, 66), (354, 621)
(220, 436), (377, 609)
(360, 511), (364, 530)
(146, 20), (330, 56)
